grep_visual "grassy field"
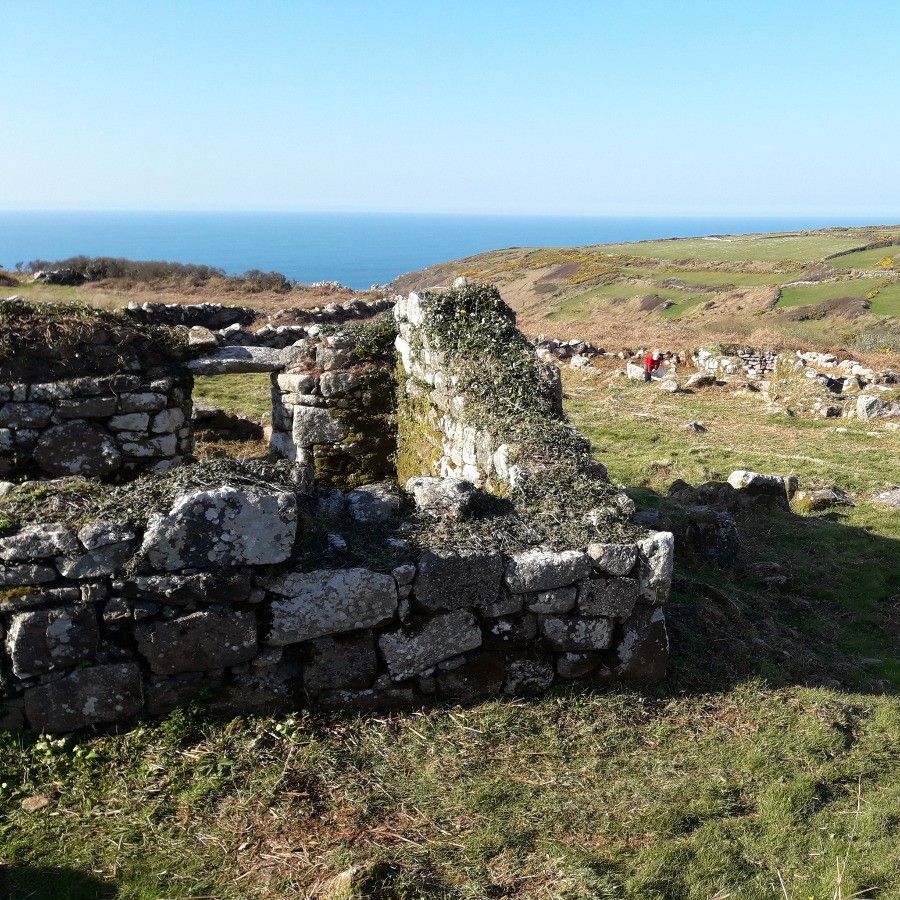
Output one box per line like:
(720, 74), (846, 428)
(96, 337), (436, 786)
(827, 248), (900, 271)
(3, 362), (900, 899)
(597, 232), (871, 264)
(192, 372), (273, 420)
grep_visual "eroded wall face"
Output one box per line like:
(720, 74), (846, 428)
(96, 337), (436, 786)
(0, 374), (193, 481)
(0, 484), (671, 732)
(268, 338), (397, 489)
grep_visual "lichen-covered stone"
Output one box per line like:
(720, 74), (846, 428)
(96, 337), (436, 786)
(0, 524), (78, 562)
(302, 630), (379, 695)
(504, 548), (593, 593)
(6, 607), (100, 677)
(556, 651), (601, 679)
(135, 608), (258, 675)
(613, 606), (669, 681)
(319, 371), (360, 397)
(292, 405), (349, 447)
(77, 522), (135, 551)
(540, 615), (614, 651)
(0, 563), (56, 587)
(586, 542), (638, 576)
(524, 586), (577, 614)
(346, 483), (402, 522)
(24, 662), (143, 732)
(502, 659), (554, 696)
(141, 485), (297, 570)
(635, 532), (675, 606)
(144, 672), (224, 715)
(435, 651), (505, 701)
(406, 476), (475, 520)
(118, 392), (167, 413)
(578, 577), (639, 617)
(188, 346), (287, 375)
(267, 568), (397, 645)
(378, 610), (482, 679)
(0, 402), (53, 428)
(56, 539), (135, 579)
(413, 549), (503, 611)
(33, 421), (122, 477)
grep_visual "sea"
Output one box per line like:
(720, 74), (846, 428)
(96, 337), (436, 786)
(0, 212), (889, 291)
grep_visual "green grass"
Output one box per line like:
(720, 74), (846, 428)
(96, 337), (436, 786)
(545, 282), (705, 322)
(191, 372), (273, 420)
(599, 232), (871, 264)
(776, 279), (900, 317)
(827, 247), (900, 271)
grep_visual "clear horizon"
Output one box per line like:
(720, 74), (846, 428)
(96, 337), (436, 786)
(4, 1), (899, 217)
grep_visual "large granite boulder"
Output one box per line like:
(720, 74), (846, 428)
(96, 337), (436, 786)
(141, 485), (297, 570)
(267, 568), (397, 645)
(33, 421), (122, 477)
(24, 663), (143, 732)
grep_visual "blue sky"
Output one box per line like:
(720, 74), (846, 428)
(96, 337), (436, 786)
(4, 0), (899, 215)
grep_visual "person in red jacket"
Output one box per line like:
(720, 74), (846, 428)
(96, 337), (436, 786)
(644, 350), (662, 381)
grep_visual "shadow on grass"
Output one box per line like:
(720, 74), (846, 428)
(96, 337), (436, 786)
(0, 865), (117, 900)
(630, 487), (900, 696)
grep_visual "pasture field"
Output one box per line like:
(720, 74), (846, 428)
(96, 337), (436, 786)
(596, 232), (869, 264)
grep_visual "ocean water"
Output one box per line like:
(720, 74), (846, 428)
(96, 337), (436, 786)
(0, 212), (888, 291)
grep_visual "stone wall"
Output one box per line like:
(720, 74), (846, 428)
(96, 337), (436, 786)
(268, 344), (397, 489)
(0, 373), (193, 481)
(694, 346), (779, 379)
(1, 290), (673, 732)
(394, 291), (563, 489)
(0, 481), (672, 732)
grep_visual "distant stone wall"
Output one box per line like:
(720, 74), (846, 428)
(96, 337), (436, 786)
(694, 346), (779, 378)
(0, 482), (672, 733)
(0, 373), (193, 481)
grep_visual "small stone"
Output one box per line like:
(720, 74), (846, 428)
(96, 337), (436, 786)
(346, 483), (402, 523)
(525, 586), (577, 614)
(406, 476), (476, 520)
(502, 659), (554, 696)
(540, 615), (614, 651)
(586, 542), (638, 576)
(414, 549), (503, 611)
(6, 607), (100, 677)
(578, 577), (639, 617)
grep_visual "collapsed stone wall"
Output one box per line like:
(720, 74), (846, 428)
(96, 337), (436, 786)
(1, 289), (673, 732)
(0, 481), (672, 733)
(0, 373), (193, 481)
(394, 291), (563, 489)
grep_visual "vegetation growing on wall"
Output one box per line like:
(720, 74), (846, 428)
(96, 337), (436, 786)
(412, 283), (640, 548)
(0, 300), (189, 380)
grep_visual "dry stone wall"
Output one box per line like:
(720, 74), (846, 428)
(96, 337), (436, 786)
(1, 292), (673, 732)
(394, 291), (563, 489)
(0, 480), (672, 732)
(0, 373), (193, 481)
